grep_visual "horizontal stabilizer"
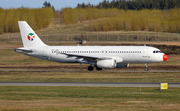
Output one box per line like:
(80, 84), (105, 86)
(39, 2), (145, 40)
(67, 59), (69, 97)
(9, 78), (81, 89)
(15, 48), (33, 53)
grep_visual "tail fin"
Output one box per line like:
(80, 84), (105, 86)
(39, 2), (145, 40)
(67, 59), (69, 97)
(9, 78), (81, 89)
(18, 21), (47, 47)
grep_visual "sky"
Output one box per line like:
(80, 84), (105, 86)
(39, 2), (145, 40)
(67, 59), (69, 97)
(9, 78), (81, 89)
(0, 0), (113, 10)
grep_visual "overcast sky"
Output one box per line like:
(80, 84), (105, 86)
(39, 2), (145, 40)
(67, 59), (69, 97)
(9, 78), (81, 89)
(0, 0), (113, 10)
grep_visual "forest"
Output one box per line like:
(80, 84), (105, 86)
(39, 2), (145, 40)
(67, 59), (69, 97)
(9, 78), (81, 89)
(1, 0), (180, 34)
(62, 8), (180, 33)
(77, 0), (180, 10)
(0, 7), (54, 34)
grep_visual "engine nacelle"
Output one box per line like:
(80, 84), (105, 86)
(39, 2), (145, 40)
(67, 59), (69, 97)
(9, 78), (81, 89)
(77, 59), (88, 64)
(116, 63), (129, 68)
(97, 59), (116, 68)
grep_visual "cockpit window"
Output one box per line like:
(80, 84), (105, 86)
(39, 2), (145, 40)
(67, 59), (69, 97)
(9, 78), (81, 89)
(153, 50), (162, 53)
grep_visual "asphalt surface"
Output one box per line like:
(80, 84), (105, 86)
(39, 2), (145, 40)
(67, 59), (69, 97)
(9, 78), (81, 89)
(1, 70), (180, 72)
(0, 82), (179, 87)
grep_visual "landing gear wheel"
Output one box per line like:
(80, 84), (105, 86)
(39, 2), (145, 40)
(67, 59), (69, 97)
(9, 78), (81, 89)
(88, 66), (94, 71)
(145, 68), (149, 71)
(96, 67), (102, 71)
(145, 63), (149, 71)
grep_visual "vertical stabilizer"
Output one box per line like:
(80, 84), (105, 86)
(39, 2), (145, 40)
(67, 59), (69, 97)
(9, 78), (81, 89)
(18, 21), (47, 47)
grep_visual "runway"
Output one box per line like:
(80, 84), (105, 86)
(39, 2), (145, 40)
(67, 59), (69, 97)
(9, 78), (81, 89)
(0, 82), (179, 87)
(1, 70), (180, 72)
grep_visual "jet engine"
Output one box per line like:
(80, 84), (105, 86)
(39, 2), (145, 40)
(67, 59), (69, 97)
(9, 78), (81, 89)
(116, 63), (129, 68)
(97, 59), (116, 68)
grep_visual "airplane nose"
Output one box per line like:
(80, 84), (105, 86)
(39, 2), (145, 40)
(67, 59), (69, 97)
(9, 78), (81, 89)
(163, 54), (168, 61)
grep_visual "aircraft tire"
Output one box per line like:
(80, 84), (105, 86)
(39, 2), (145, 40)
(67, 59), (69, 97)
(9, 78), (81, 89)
(96, 67), (102, 71)
(88, 66), (94, 71)
(145, 68), (149, 71)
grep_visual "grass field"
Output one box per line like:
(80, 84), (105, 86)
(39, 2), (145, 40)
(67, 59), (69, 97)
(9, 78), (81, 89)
(0, 42), (180, 83)
(0, 71), (180, 83)
(0, 39), (180, 110)
(0, 87), (180, 111)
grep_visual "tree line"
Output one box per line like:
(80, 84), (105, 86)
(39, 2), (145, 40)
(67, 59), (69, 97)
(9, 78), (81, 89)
(77, 0), (180, 10)
(0, 7), (54, 34)
(62, 8), (180, 33)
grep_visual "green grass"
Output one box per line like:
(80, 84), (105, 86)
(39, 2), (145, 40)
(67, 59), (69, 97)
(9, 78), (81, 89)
(0, 86), (180, 111)
(0, 71), (179, 83)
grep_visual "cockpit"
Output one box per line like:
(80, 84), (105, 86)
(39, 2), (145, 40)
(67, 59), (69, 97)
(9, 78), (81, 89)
(153, 50), (163, 53)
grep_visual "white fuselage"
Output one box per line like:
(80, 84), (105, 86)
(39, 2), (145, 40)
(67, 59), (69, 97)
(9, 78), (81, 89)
(16, 21), (168, 71)
(18, 46), (164, 64)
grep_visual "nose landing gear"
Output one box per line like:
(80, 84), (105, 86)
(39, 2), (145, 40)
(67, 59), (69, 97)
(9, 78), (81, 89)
(145, 63), (149, 71)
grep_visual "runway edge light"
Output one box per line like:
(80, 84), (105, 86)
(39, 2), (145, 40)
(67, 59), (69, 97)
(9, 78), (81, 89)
(160, 83), (168, 90)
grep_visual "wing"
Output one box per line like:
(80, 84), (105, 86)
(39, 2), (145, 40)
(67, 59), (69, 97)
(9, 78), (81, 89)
(62, 53), (112, 61)
(62, 53), (123, 63)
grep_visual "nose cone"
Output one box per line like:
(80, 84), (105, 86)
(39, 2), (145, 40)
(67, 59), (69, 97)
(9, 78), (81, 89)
(163, 54), (168, 61)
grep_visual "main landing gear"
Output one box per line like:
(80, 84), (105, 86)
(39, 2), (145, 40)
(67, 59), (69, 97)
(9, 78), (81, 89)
(145, 63), (149, 71)
(87, 66), (102, 71)
(96, 67), (102, 71)
(88, 66), (93, 71)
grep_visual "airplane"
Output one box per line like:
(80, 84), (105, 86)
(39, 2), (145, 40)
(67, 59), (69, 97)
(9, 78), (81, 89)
(15, 21), (168, 71)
